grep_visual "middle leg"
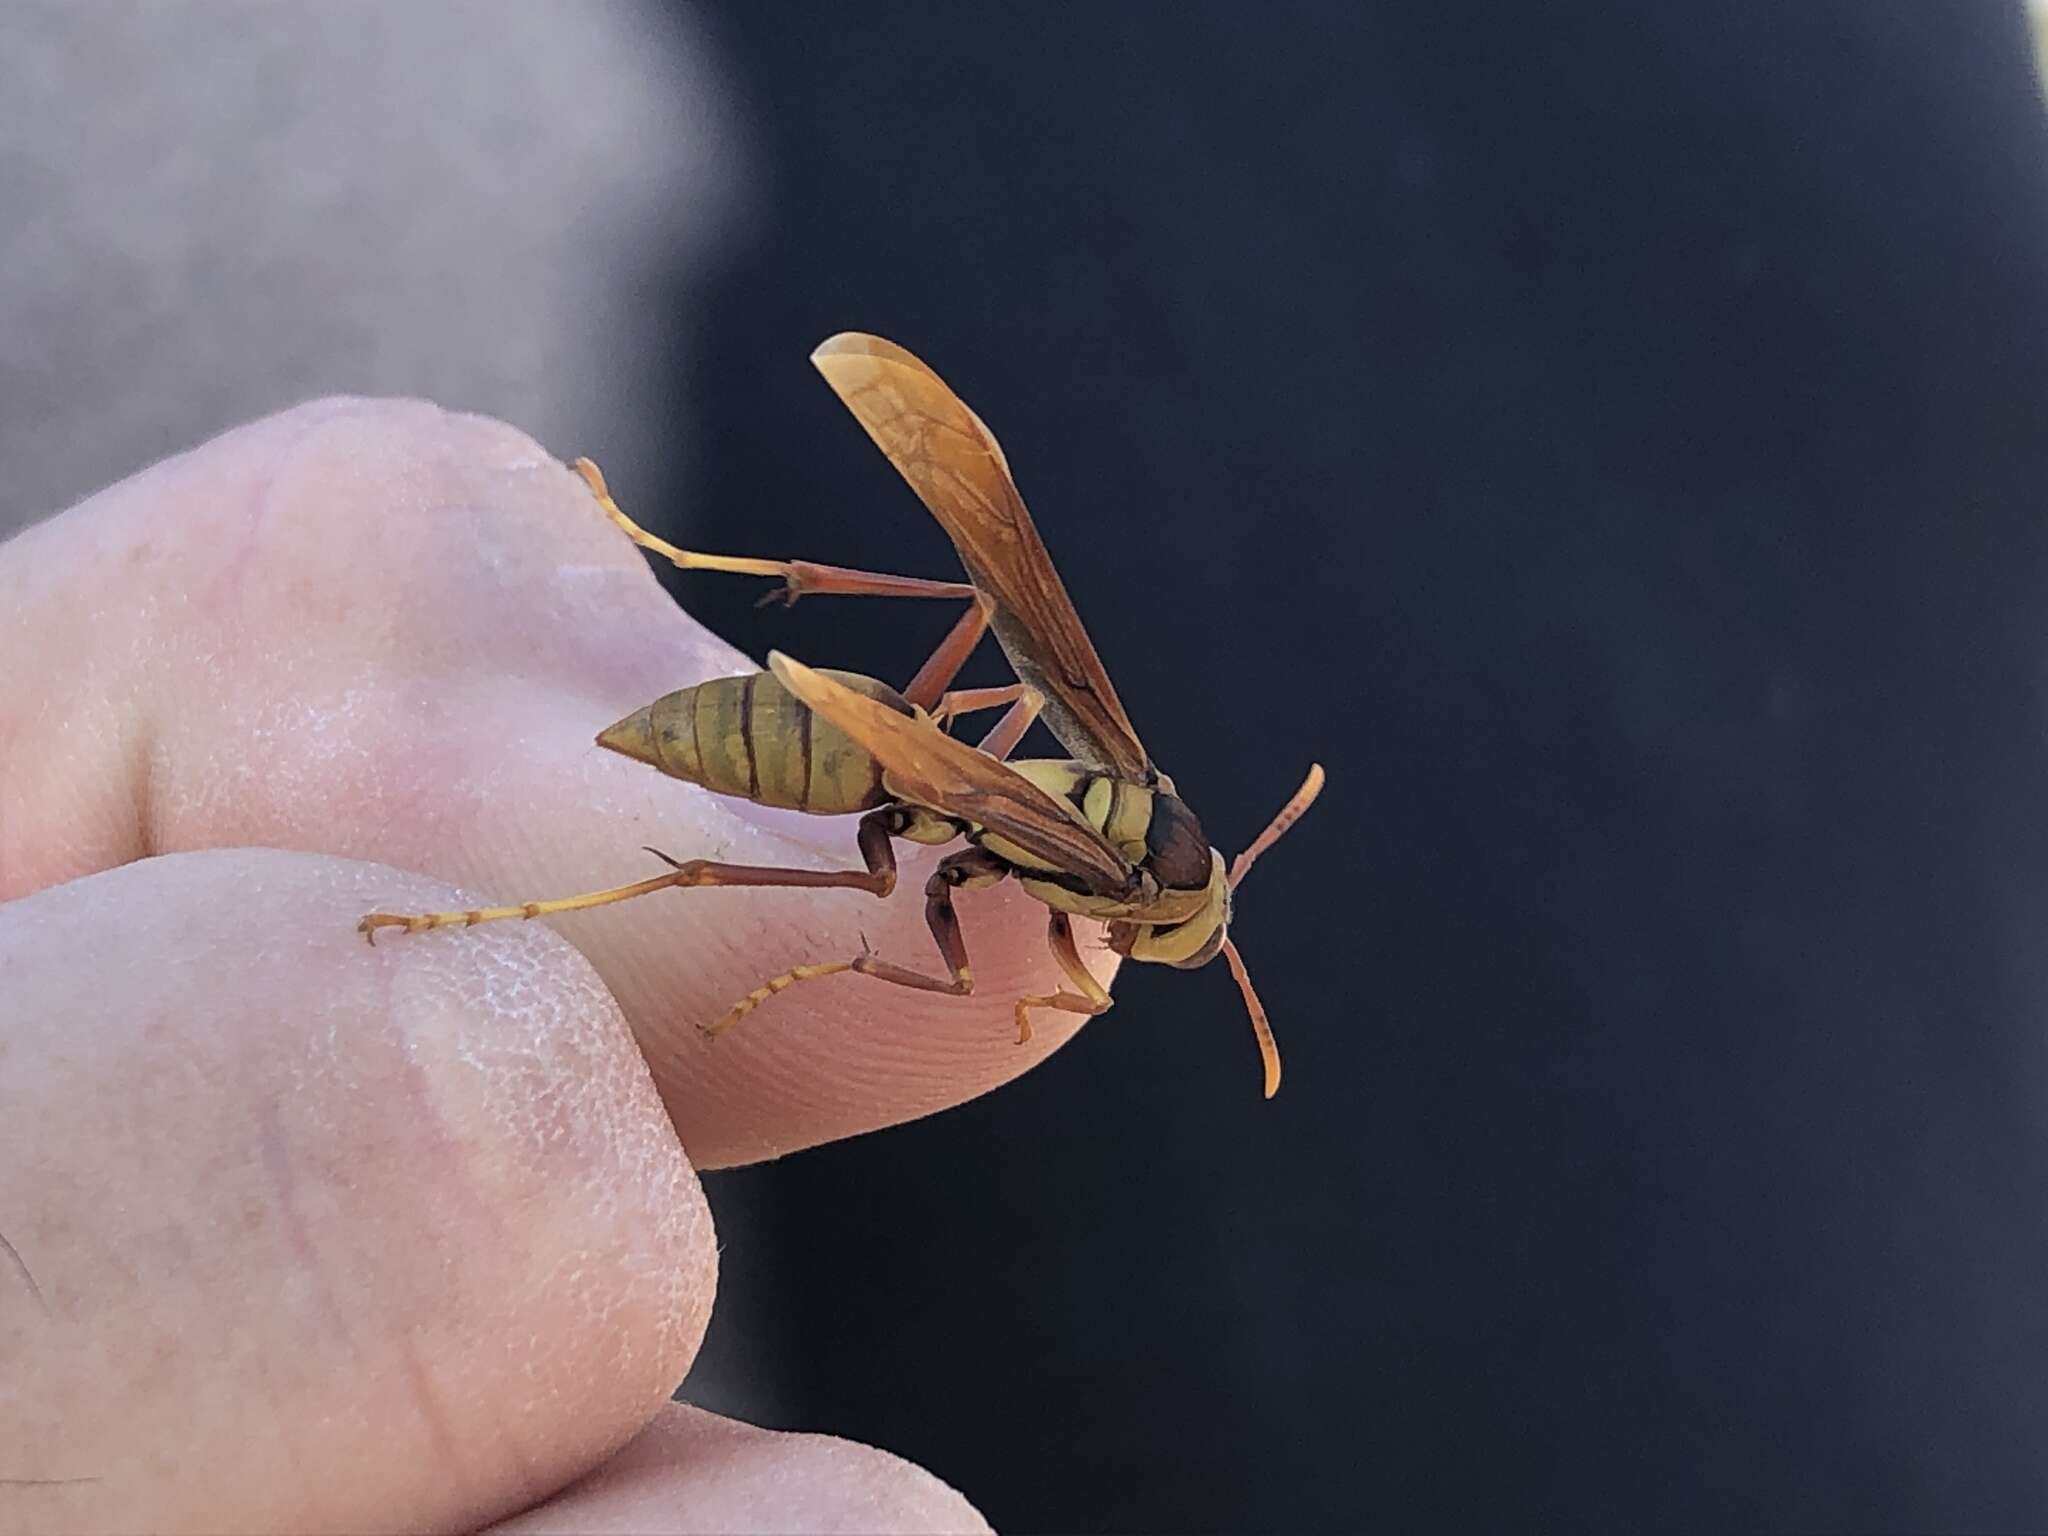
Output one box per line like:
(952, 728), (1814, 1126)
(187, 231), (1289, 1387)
(931, 683), (1030, 728)
(918, 682), (1045, 761)
(710, 846), (1011, 1036)
(972, 689), (1044, 762)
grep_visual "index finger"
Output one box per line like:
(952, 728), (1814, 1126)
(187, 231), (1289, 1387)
(0, 398), (1116, 1166)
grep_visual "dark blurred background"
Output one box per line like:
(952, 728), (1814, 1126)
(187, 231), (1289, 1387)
(670, 3), (2048, 1529)
(14, 1), (2048, 1528)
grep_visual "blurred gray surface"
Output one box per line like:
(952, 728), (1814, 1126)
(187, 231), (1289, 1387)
(0, 0), (783, 1425)
(0, 1), (749, 535)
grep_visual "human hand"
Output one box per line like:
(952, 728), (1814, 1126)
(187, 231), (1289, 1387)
(1, 399), (1107, 1531)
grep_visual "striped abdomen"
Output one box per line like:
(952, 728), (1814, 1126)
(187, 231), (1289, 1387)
(596, 669), (913, 816)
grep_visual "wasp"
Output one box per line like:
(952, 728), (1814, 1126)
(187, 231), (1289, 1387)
(360, 335), (1322, 1095)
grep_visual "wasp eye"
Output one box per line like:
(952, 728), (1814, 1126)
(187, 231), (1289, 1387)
(1145, 793), (1212, 891)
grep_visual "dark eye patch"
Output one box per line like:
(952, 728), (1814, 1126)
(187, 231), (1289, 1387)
(1145, 793), (1212, 890)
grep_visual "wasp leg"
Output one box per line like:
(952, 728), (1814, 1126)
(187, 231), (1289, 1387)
(916, 678), (1044, 761)
(930, 682), (1027, 728)
(972, 688), (1044, 762)
(569, 457), (978, 606)
(927, 682), (1043, 758)
(1013, 912), (1113, 1045)
(899, 593), (994, 709)
(358, 810), (900, 942)
(712, 846), (1009, 1036)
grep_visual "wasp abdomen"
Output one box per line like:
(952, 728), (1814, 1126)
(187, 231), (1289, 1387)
(597, 669), (912, 816)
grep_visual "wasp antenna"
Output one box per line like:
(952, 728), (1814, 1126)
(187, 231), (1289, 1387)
(1222, 938), (1282, 1099)
(1229, 762), (1326, 889)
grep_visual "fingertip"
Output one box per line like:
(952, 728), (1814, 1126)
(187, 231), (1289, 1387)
(357, 866), (717, 1373)
(489, 1403), (993, 1536)
(1, 849), (715, 1532)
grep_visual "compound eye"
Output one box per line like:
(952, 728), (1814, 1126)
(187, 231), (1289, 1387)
(1144, 793), (1212, 891)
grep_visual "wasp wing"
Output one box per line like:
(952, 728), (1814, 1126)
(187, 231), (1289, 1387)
(811, 332), (1155, 782)
(768, 652), (1133, 896)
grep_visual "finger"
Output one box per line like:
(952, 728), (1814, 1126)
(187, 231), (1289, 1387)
(487, 1402), (990, 1536)
(0, 849), (711, 1535)
(0, 399), (1120, 1166)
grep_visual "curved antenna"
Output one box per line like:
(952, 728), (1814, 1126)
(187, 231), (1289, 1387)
(1220, 762), (1323, 1100)
(1223, 938), (1282, 1099)
(1230, 763), (1325, 888)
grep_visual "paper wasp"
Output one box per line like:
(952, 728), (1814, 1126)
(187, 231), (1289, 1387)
(360, 334), (1322, 1095)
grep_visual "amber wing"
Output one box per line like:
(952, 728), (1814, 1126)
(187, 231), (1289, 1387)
(810, 332), (1155, 783)
(768, 653), (1134, 896)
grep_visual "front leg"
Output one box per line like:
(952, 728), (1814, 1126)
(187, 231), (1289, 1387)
(1013, 911), (1114, 1044)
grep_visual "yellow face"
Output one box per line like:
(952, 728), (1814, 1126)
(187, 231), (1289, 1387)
(1108, 848), (1231, 969)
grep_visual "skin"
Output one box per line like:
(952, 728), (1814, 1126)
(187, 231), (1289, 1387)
(0, 399), (1120, 1532)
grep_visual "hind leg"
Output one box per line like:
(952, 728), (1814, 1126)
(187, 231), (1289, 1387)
(358, 811), (901, 940)
(570, 457), (979, 605)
